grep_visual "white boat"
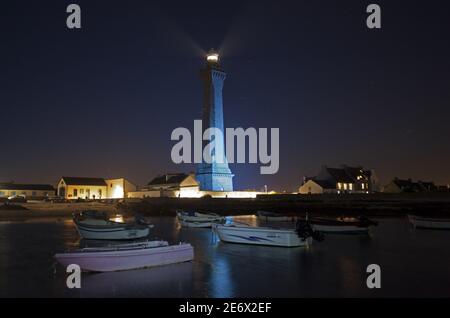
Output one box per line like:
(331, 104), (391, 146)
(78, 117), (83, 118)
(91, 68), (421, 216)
(408, 215), (450, 230)
(177, 211), (224, 222)
(74, 220), (151, 240)
(177, 211), (225, 228)
(213, 223), (313, 247)
(179, 220), (215, 228)
(54, 241), (194, 272)
(256, 210), (296, 222)
(73, 212), (150, 240)
(307, 216), (378, 234)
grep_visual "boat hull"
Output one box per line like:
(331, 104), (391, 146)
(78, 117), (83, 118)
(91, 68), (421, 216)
(408, 215), (450, 230)
(215, 224), (310, 247)
(75, 222), (150, 240)
(256, 211), (296, 222)
(177, 212), (224, 227)
(54, 243), (194, 272)
(179, 220), (214, 228)
(312, 224), (369, 234)
(257, 215), (296, 222)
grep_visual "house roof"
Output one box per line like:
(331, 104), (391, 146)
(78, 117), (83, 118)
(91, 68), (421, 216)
(392, 179), (415, 188)
(61, 177), (106, 186)
(343, 166), (370, 180)
(148, 173), (188, 186)
(391, 179), (436, 192)
(391, 179), (423, 192)
(311, 179), (336, 189)
(0, 183), (55, 191)
(326, 168), (354, 183)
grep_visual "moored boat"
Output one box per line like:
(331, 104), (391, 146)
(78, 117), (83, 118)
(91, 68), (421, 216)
(177, 211), (225, 228)
(256, 210), (296, 222)
(408, 215), (450, 230)
(179, 220), (216, 228)
(54, 241), (194, 272)
(305, 216), (378, 234)
(177, 211), (224, 222)
(213, 220), (323, 247)
(73, 211), (151, 240)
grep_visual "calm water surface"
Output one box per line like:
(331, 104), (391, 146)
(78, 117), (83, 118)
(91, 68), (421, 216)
(1, 215), (450, 297)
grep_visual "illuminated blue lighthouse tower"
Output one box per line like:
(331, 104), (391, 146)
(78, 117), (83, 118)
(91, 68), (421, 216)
(196, 50), (234, 191)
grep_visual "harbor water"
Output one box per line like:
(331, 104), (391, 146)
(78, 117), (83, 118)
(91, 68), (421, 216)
(1, 216), (449, 297)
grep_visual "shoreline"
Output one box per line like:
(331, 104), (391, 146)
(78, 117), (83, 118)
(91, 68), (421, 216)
(1, 193), (450, 220)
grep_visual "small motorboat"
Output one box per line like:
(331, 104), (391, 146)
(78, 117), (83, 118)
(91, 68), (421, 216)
(73, 211), (151, 240)
(305, 216), (378, 234)
(408, 215), (450, 230)
(256, 210), (296, 222)
(213, 220), (323, 247)
(179, 220), (216, 228)
(177, 211), (225, 228)
(54, 241), (194, 272)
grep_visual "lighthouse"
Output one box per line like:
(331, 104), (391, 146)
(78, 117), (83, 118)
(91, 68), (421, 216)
(196, 50), (234, 191)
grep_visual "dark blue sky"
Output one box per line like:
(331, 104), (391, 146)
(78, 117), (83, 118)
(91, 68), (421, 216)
(1, 0), (450, 191)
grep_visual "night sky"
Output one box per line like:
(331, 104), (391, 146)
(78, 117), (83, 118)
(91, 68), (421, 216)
(1, 0), (450, 191)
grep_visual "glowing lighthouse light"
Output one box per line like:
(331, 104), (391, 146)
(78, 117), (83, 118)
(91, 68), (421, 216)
(206, 52), (219, 63)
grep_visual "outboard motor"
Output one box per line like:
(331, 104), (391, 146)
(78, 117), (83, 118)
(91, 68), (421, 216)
(296, 220), (324, 242)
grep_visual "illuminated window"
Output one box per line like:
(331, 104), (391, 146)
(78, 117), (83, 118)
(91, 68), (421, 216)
(343, 183), (348, 190)
(362, 183), (365, 190)
(349, 184), (353, 191)
(80, 189), (84, 194)
(337, 183), (342, 189)
(73, 189), (78, 196)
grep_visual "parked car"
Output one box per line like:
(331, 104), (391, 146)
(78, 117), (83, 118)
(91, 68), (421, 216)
(44, 196), (66, 203)
(7, 194), (27, 203)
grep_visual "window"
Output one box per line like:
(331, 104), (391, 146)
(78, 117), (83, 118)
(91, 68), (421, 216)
(343, 183), (348, 190)
(73, 189), (78, 196)
(349, 184), (353, 191)
(0, 191), (4, 197)
(362, 183), (365, 190)
(98, 189), (102, 197)
(337, 183), (342, 190)
(11, 191), (16, 195)
(32, 191), (37, 196)
(80, 189), (84, 194)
